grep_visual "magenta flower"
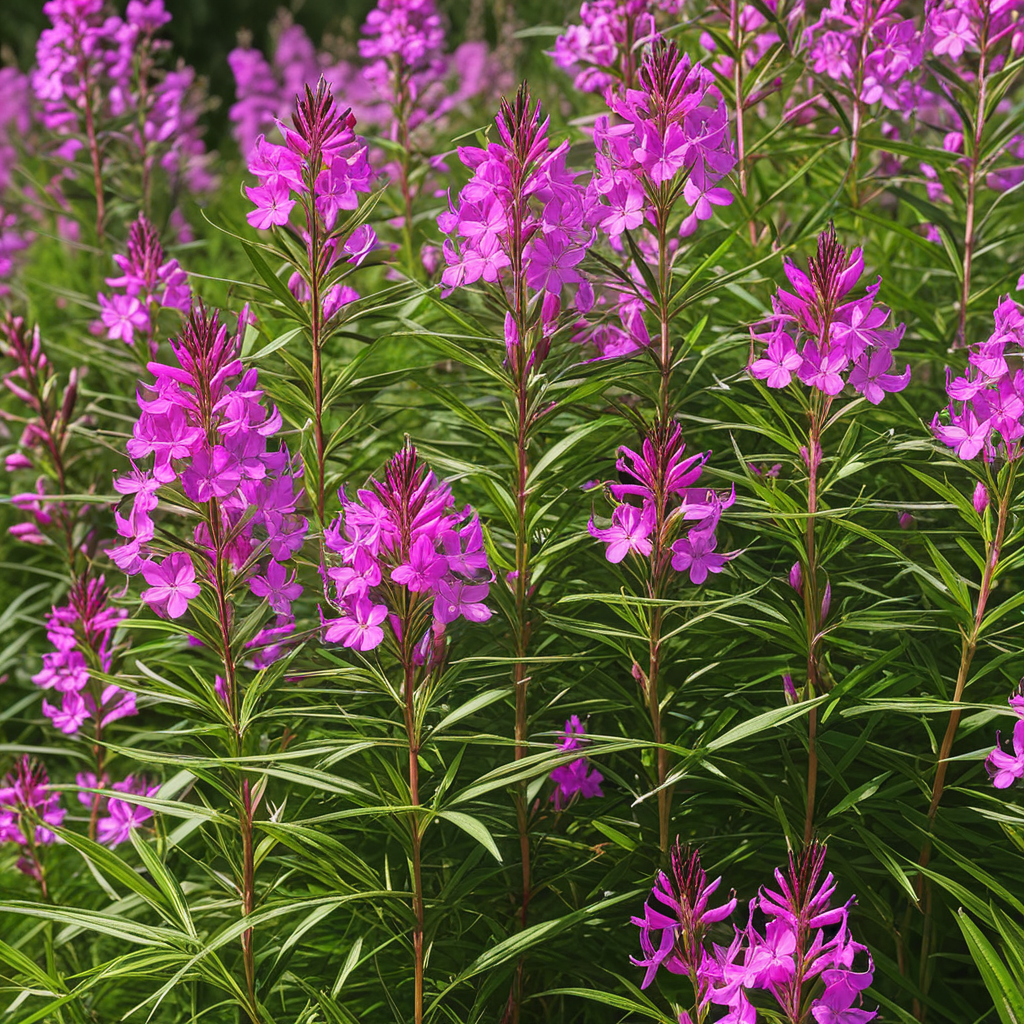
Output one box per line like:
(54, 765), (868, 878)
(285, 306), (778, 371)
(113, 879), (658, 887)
(0, 757), (65, 850)
(588, 502), (656, 563)
(344, 224), (378, 265)
(32, 576), (134, 738)
(749, 227), (908, 401)
(630, 843), (737, 993)
(987, 718), (1024, 789)
(114, 304), (308, 655)
(931, 408), (991, 461)
(932, 296), (1024, 462)
(750, 329), (803, 388)
(810, 968), (877, 1024)
(97, 776), (160, 847)
(322, 594), (388, 651)
(243, 80), (373, 243)
(97, 215), (192, 354)
(249, 560), (303, 615)
(670, 529), (726, 584)
(798, 342), (849, 396)
(391, 535), (447, 593)
(433, 580), (492, 625)
(437, 83), (592, 343)
(141, 552), (201, 619)
(322, 445), (493, 652)
(42, 692), (89, 734)
(245, 182), (296, 229)
(549, 716), (604, 810)
(848, 348), (911, 405)
(98, 293), (150, 346)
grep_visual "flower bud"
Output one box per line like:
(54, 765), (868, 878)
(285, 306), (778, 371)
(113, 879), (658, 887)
(503, 312), (519, 362)
(973, 480), (990, 514)
(897, 511), (914, 530)
(820, 580), (832, 623)
(783, 673), (798, 705)
(5, 452), (32, 471)
(789, 561), (803, 593)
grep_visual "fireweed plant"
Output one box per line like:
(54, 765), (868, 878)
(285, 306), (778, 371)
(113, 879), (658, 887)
(742, 225), (910, 846)
(321, 442), (493, 1024)
(241, 78), (378, 523)
(630, 841), (877, 1024)
(31, 0), (212, 242)
(5, 1), (1024, 1023)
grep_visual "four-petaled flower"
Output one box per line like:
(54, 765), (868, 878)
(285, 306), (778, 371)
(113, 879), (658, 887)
(249, 560), (303, 615)
(140, 552), (201, 619)
(588, 502), (655, 563)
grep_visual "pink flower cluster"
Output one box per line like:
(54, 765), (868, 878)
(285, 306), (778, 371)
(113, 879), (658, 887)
(229, 8), (494, 161)
(932, 295), (1024, 461)
(699, 2), (801, 82)
(322, 445), (492, 653)
(1, 314), (87, 546)
(33, 575), (135, 736)
(97, 214), (191, 354)
(551, 0), (656, 95)
(229, 16), (382, 160)
(76, 773), (159, 846)
(750, 226), (910, 403)
(986, 694), (1024, 789)
(549, 716), (604, 810)
(925, 0), (1024, 64)
(113, 304), (307, 627)
(632, 843), (877, 1024)
(807, 0), (924, 112)
(0, 69), (32, 294)
(589, 422), (736, 585)
(360, 0), (443, 85)
(32, 0), (210, 195)
(438, 89), (591, 304)
(0, 758), (65, 876)
(244, 81), (374, 236)
(590, 42), (736, 241)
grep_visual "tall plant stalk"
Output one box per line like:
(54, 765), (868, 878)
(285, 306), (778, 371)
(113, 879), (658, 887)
(911, 467), (1015, 1019)
(956, 9), (992, 347)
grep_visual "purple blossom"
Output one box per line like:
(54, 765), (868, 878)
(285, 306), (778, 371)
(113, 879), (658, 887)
(244, 80), (373, 240)
(322, 445), (493, 653)
(987, 696), (1024, 789)
(588, 502), (656, 563)
(32, 576), (134, 738)
(141, 552), (201, 619)
(591, 421), (736, 583)
(0, 757), (65, 859)
(114, 304), (308, 638)
(550, 0), (655, 94)
(549, 716), (604, 810)
(749, 226), (909, 402)
(750, 328), (802, 388)
(630, 842), (737, 995)
(932, 296), (1024, 462)
(670, 529), (727, 584)
(589, 41), (735, 242)
(249, 560), (303, 615)
(438, 84), (592, 345)
(97, 215), (192, 355)
(807, 1), (923, 113)
(31, 0), (212, 209)
(96, 776), (160, 846)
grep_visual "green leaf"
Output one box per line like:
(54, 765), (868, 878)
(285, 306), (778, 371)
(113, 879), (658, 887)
(436, 811), (503, 862)
(956, 910), (1024, 1024)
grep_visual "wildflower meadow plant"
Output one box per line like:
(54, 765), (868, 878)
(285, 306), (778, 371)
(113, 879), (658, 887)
(5, 4), (1024, 1024)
